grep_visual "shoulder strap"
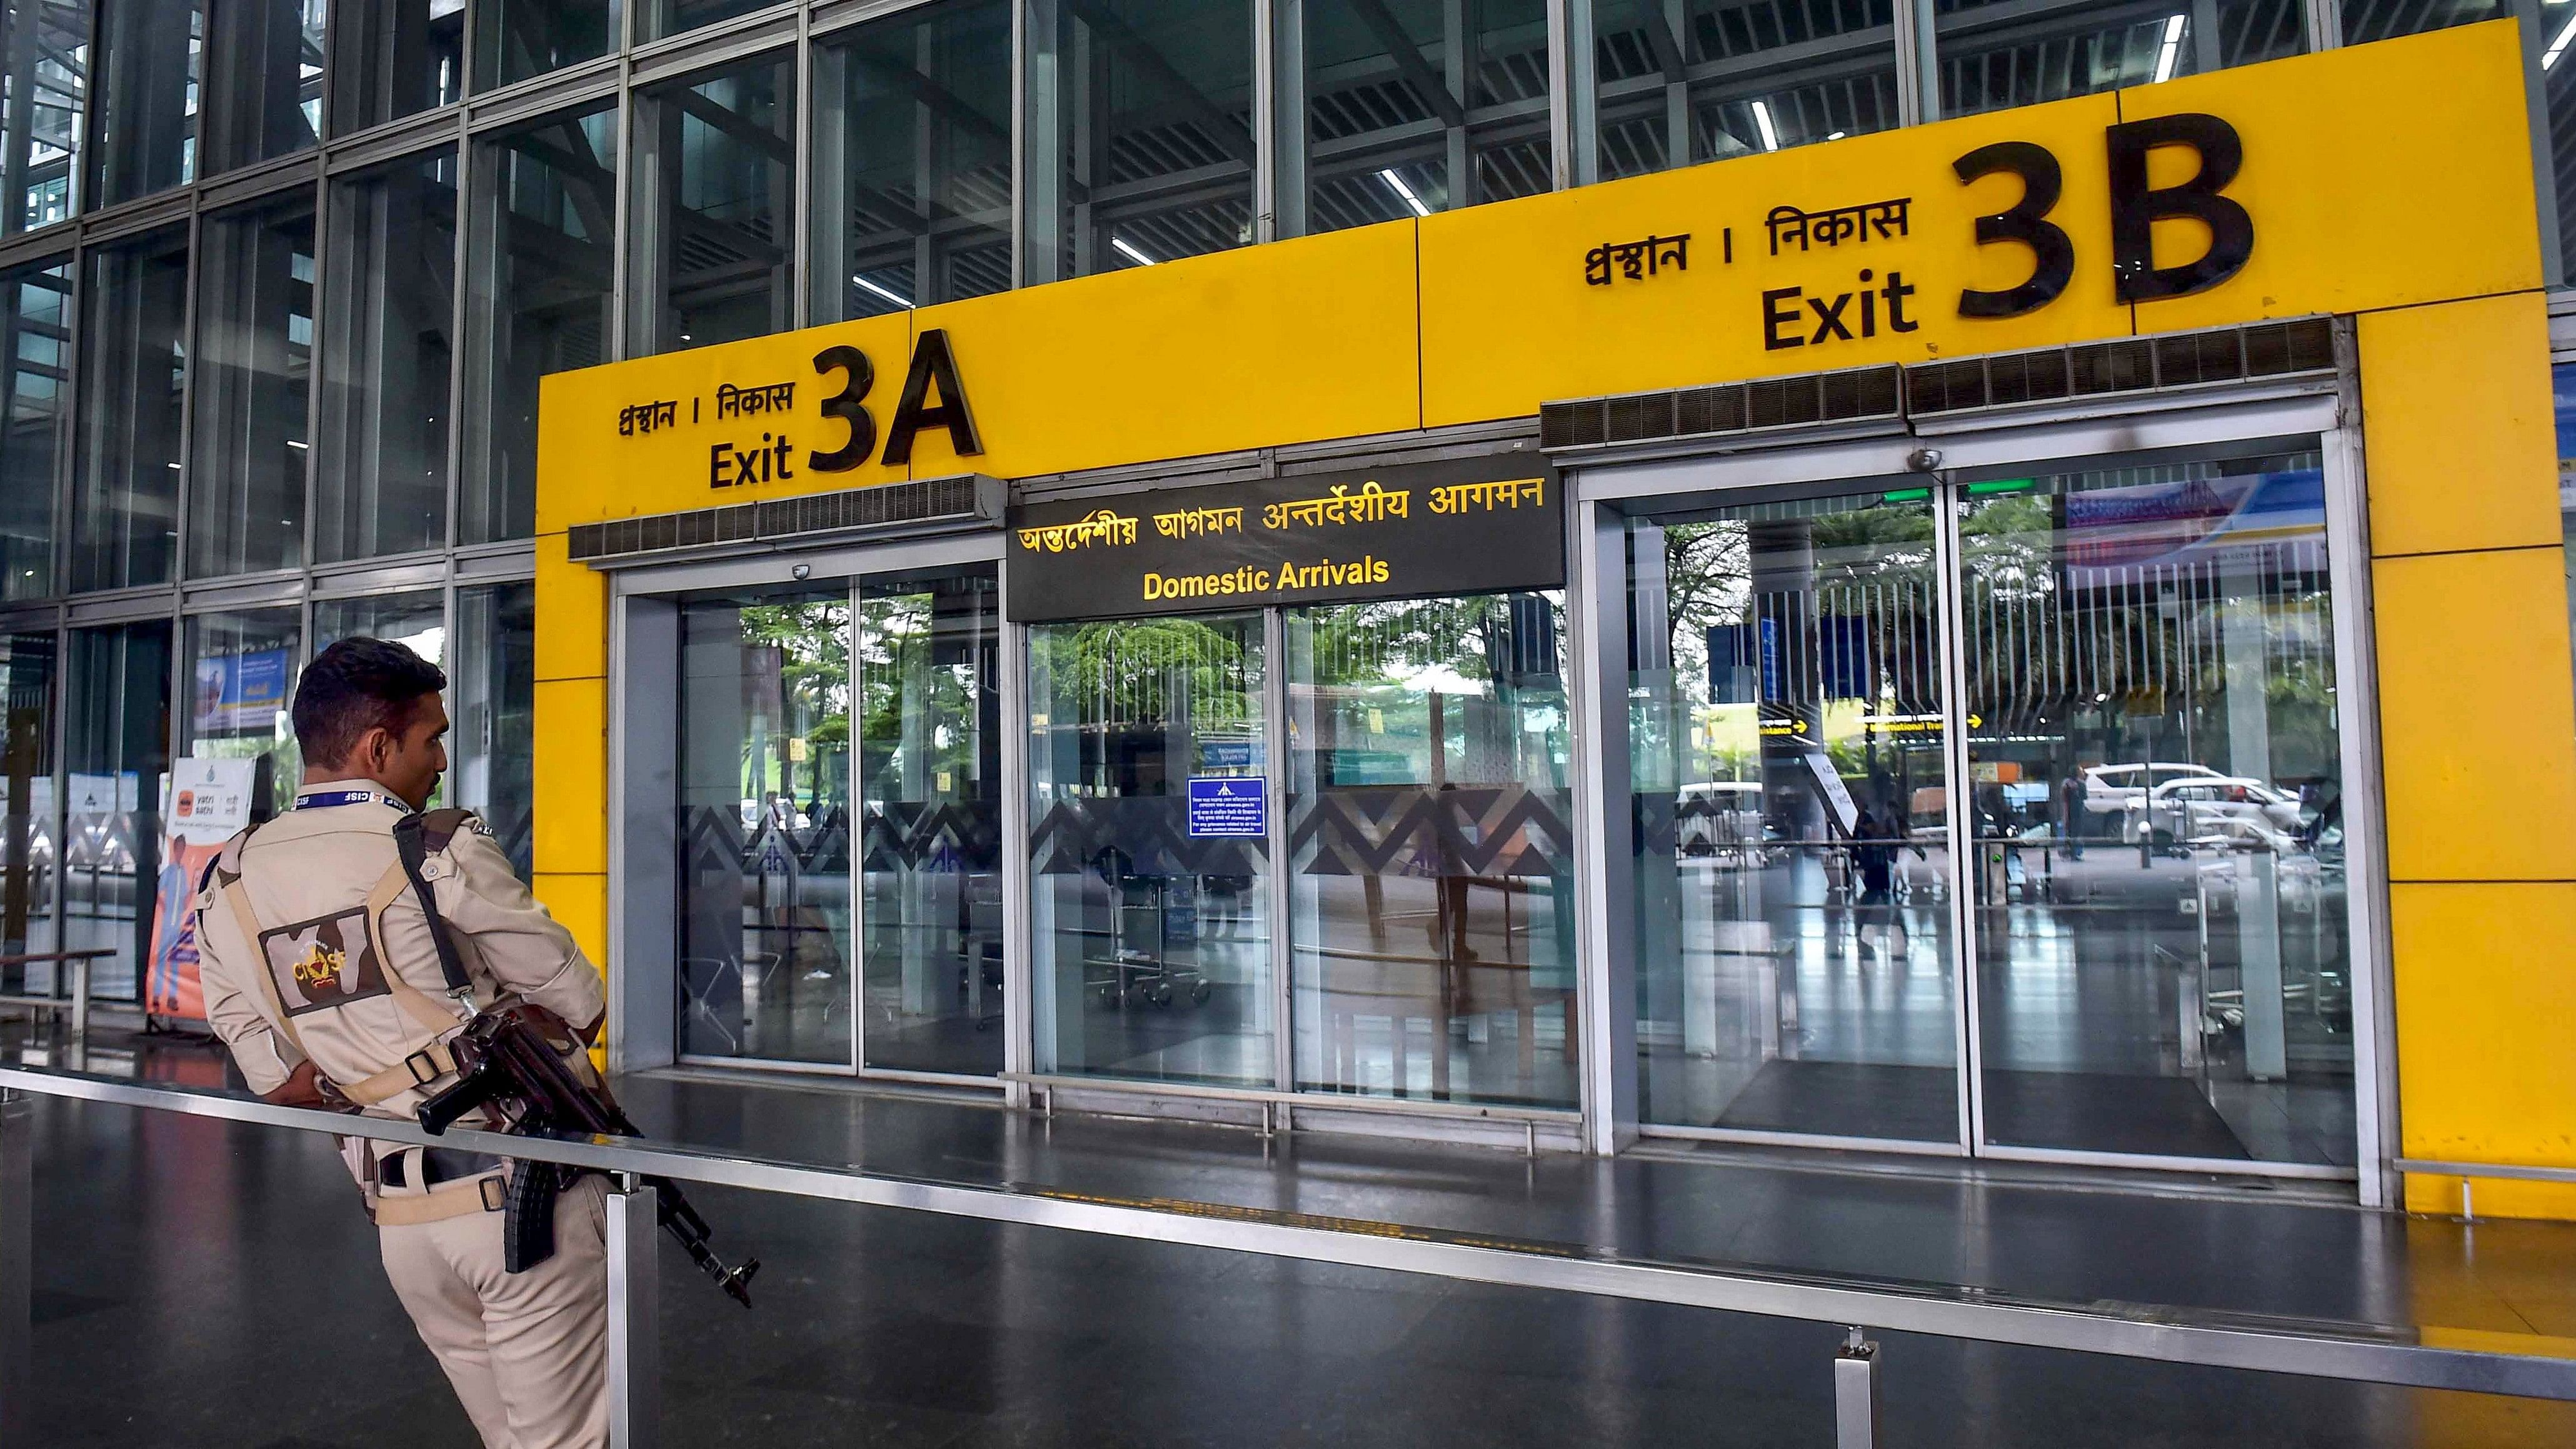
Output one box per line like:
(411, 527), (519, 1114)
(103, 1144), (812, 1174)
(391, 812), (473, 996)
(361, 861), (471, 1036)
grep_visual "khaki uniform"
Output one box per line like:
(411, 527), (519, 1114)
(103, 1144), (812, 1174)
(191, 781), (610, 1449)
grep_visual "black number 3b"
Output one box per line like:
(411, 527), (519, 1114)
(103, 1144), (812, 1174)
(1952, 114), (2253, 321)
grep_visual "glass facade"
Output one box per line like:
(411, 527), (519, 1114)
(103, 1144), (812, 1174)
(316, 149), (456, 562)
(813, 0), (1012, 321)
(72, 224), (186, 593)
(463, 100), (614, 543)
(631, 53), (793, 354)
(189, 191), (314, 579)
(0, 0), (2532, 1154)
(0, 257), (65, 601)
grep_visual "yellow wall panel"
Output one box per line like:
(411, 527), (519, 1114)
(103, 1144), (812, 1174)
(534, 534), (606, 682)
(536, 313), (914, 531)
(1421, 92), (2127, 425)
(905, 223), (1422, 479)
(2115, 23), (2541, 331)
(2360, 294), (2562, 558)
(531, 678), (607, 876)
(533, 872), (609, 972)
(2372, 548), (2576, 881)
(2392, 883), (2576, 1173)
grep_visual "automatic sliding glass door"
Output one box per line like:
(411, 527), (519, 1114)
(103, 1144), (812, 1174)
(676, 584), (856, 1066)
(1616, 435), (2358, 1171)
(1959, 447), (2352, 1166)
(1626, 488), (1961, 1143)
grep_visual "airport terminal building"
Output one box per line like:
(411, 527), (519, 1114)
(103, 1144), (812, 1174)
(0, 0), (2570, 1220)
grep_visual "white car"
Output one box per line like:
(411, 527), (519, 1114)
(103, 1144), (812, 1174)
(2138, 776), (2302, 848)
(2077, 762), (2227, 818)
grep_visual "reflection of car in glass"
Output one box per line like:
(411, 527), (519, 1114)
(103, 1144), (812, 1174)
(1676, 781), (1765, 861)
(2137, 776), (2300, 848)
(2080, 761), (2225, 821)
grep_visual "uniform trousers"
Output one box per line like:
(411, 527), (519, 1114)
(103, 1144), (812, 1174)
(378, 1171), (611, 1449)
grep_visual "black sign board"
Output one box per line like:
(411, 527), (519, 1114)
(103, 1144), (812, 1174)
(1006, 456), (1565, 623)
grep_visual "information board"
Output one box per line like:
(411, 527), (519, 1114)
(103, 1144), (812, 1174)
(1185, 778), (1267, 838)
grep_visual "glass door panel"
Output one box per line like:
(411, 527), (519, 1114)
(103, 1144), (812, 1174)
(1028, 613), (1272, 1086)
(1959, 446), (2353, 1164)
(676, 585), (854, 1066)
(1626, 489), (1960, 1142)
(1285, 593), (1578, 1107)
(856, 564), (1005, 1076)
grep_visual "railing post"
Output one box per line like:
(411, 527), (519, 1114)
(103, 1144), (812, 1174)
(606, 1177), (659, 1449)
(65, 960), (86, 1044)
(1834, 1327), (1879, 1449)
(0, 1088), (31, 1445)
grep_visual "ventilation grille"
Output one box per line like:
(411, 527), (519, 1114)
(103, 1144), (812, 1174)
(1540, 317), (2336, 452)
(566, 474), (1001, 564)
(1543, 364), (1901, 451)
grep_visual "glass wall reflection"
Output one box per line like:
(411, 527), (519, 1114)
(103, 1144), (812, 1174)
(1961, 447), (2351, 1165)
(1595, 0), (1899, 181)
(1286, 593), (1576, 1107)
(73, 224), (188, 593)
(1029, 613), (1272, 1086)
(1303, 0), (1552, 231)
(813, 0), (1013, 322)
(676, 584), (853, 1066)
(463, 101), (614, 544)
(328, 0), (466, 134)
(0, 631), (54, 985)
(1628, 490), (1959, 1141)
(202, 0), (324, 176)
(90, 0), (199, 208)
(454, 581), (536, 878)
(184, 608), (303, 801)
(1935, 0), (2304, 119)
(63, 621), (168, 1003)
(0, 0), (86, 231)
(1033, 0), (1255, 278)
(633, 53), (793, 354)
(318, 149), (456, 563)
(857, 565), (1003, 1076)
(474, 0), (618, 93)
(191, 192), (316, 579)
(0, 258), (66, 602)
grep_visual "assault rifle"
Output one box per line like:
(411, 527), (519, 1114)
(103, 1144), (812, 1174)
(418, 1002), (760, 1308)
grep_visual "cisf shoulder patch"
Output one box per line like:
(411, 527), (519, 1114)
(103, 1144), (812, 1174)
(260, 908), (390, 1017)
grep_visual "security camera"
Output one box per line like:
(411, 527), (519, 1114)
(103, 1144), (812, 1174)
(1906, 448), (1943, 473)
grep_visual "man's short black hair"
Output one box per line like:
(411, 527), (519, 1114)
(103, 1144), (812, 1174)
(293, 638), (448, 766)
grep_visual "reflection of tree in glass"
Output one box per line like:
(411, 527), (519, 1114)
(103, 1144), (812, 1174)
(1038, 617), (1258, 731)
(740, 601), (851, 810)
(856, 593), (982, 801)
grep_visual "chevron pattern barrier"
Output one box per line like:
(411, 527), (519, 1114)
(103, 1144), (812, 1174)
(1288, 785), (1573, 879)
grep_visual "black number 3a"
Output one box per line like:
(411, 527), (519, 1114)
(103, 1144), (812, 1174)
(1952, 141), (2075, 319)
(808, 344), (875, 473)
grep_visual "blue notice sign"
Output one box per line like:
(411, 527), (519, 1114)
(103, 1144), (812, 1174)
(1186, 777), (1267, 838)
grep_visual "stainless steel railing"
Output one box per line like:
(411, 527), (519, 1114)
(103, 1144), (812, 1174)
(3, 1063), (2572, 1449)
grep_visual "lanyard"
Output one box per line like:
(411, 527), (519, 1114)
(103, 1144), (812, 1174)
(294, 788), (404, 811)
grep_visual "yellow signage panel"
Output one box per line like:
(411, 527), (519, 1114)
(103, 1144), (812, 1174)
(1421, 19), (2537, 426)
(537, 23), (2537, 533)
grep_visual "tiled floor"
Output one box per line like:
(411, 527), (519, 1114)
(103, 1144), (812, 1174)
(13, 1028), (2576, 1447)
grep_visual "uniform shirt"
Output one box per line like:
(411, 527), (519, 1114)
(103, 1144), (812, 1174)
(193, 780), (604, 1120)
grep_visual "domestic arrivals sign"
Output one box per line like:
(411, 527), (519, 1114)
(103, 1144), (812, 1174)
(1005, 458), (1565, 622)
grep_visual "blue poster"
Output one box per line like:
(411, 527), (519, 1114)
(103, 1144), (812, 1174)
(1186, 777), (1266, 838)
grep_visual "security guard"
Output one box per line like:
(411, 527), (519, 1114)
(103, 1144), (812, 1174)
(192, 638), (611, 1449)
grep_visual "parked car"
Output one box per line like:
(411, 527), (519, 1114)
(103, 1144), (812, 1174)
(2078, 761), (2226, 821)
(2136, 776), (2302, 848)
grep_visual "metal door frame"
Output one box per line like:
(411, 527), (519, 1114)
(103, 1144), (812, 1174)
(604, 528), (1010, 1085)
(1568, 385), (2388, 1195)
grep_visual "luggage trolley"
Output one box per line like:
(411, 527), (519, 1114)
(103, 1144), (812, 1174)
(1085, 873), (1214, 1010)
